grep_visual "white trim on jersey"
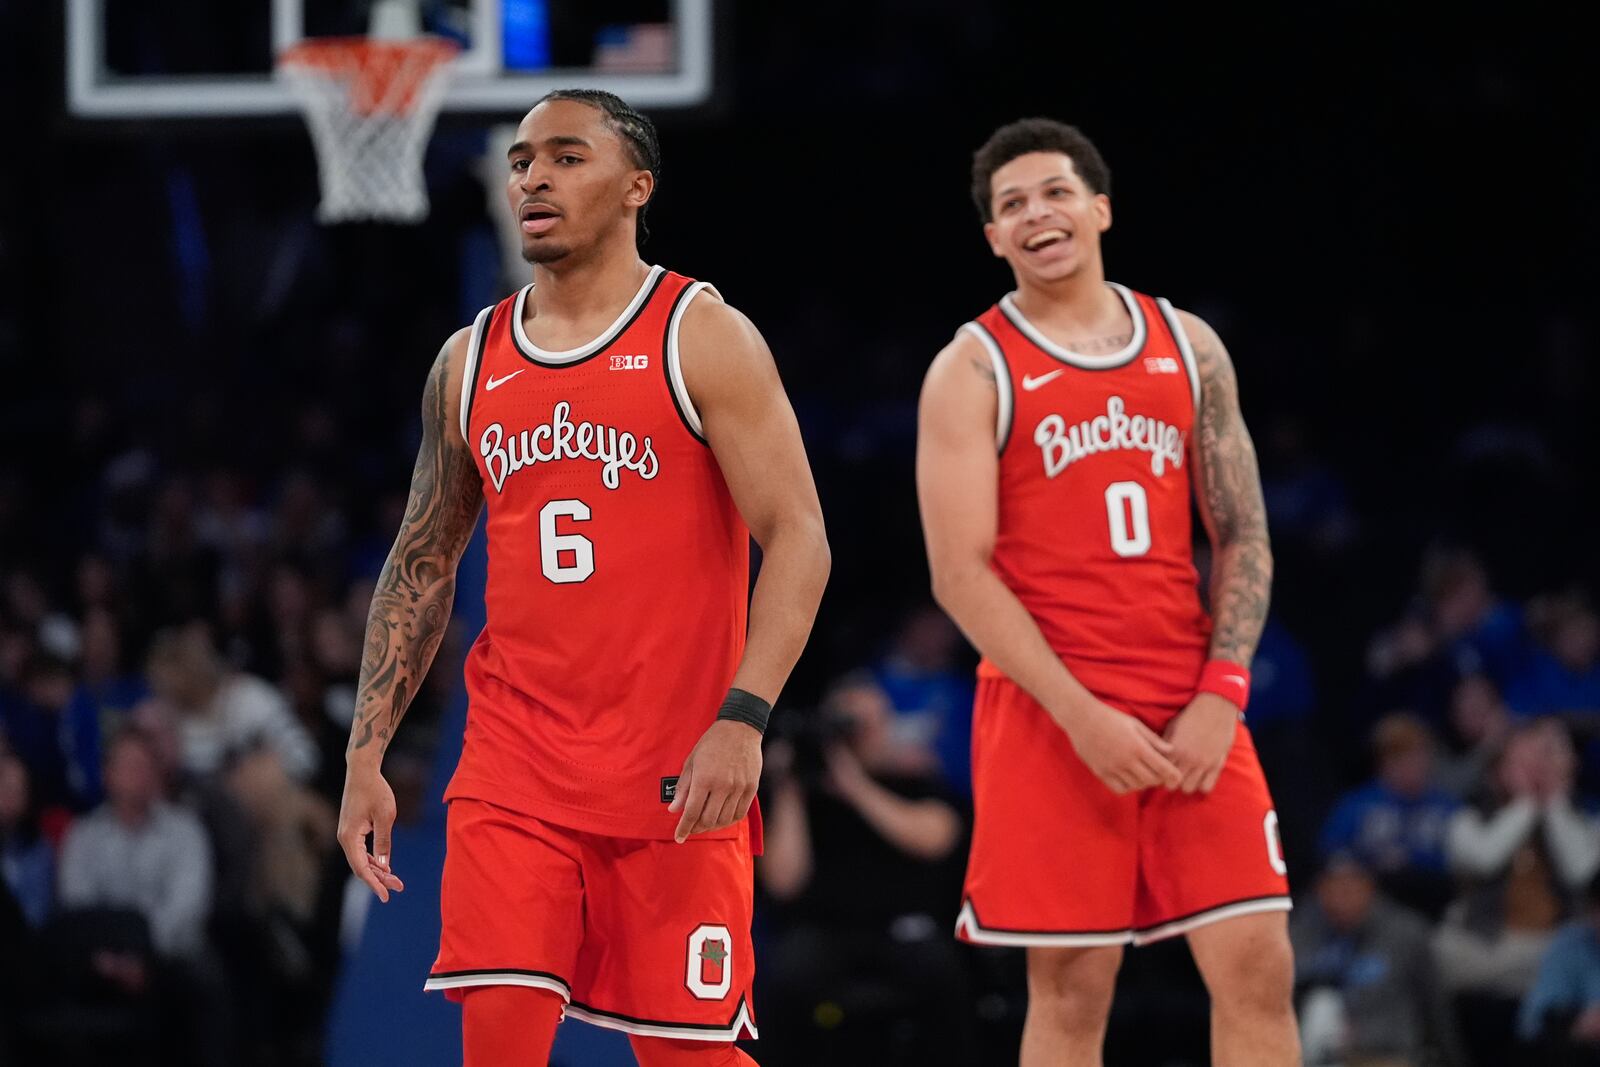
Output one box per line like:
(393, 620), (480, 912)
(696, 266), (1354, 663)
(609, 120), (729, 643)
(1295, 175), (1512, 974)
(666, 280), (716, 439)
(959, 322), (1014, 453)
(1156, 296), (1203, 415)
(458, 304), (495, 446)
(954, 900), (1134, 948)
(511, 264), (666, 365)
(999, 282), (1148, 369)
(423, 971), (573, 1000)
(564, 997), (760, 1043)
(1130, 895), (1293, 946)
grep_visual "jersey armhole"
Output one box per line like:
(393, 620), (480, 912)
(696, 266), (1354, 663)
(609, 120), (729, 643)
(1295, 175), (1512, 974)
(664, 281), (715, 443)
(458, 304), (495, 446)
(1155, 297), (1203, 416)
(960, 321), (1014, 454)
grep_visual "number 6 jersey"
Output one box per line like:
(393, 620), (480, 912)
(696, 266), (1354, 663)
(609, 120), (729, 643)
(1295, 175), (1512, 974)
(965, 283), (1212, 714)
(447, 265), (751, 841)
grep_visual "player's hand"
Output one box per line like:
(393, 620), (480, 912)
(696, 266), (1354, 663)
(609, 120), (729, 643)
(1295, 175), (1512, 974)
(1163, 693), (1240, 794)
(337, 763), (406, 903)
(1061, 700), (1183, 795)
(670, 719), (763, 843)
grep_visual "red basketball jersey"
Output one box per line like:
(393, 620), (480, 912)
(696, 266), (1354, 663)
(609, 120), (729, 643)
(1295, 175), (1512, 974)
(968, 283), (1211, 713)
(446, 266), (751, 840)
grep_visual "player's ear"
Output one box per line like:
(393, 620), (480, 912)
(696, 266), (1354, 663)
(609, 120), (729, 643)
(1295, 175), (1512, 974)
(624, 169), (654, 211)
(1095, 193), (1112, 234)
(982, 220), (1004, 258)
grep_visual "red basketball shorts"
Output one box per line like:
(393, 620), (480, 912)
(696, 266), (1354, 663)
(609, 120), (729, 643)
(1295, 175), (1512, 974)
(426, 798), (758, 1041)
(957, 675), (1291, 947)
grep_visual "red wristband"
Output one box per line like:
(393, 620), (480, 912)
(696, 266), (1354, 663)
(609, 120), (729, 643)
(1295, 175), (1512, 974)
(1197, 660), (1251, 713)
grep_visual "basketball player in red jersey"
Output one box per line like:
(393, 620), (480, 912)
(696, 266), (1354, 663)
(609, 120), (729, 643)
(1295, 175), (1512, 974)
(334, 90), (829, 1067)
(917, 119), (1299, 1066)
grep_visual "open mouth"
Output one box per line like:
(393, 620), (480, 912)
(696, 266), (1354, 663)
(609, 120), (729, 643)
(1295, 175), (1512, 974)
(520, 204), (561, 234)
(1023, 228), (1071, 252)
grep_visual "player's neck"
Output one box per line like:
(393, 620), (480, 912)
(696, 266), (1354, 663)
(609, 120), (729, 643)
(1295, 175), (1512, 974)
(1010, 264), (1114, 329)
(526, 241), (650, 323)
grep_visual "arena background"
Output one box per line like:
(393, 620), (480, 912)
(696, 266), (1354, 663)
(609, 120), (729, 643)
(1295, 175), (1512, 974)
(2, 2), (1598, 1064)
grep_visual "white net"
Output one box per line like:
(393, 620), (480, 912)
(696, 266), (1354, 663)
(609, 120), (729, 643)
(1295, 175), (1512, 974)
(279, 37), (459, 224)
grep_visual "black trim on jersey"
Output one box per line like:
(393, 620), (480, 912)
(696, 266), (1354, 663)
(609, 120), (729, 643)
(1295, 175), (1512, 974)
(462, 305), (494, 443)
(1152, 297), (1202, 421)
(1131, 893), (1292, 935)
(567, 993), (755, 1033)
(969, 320), (1014, 454)
(426, 967), (572, 991)
(999, 294), (1148, 371)
(509, 270), (668, 370)
(661, 282), (708, 445)
(962, 899), (1131, 938)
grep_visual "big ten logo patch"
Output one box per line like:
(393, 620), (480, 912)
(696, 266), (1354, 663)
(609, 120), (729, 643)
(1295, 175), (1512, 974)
(610, 354), (650, 371)
(1144, 356), (1180, 375)
(686, 924), (733, 1000)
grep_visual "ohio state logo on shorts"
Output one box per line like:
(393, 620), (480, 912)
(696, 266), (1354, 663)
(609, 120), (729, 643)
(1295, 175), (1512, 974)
(685, 924), (733, 1000)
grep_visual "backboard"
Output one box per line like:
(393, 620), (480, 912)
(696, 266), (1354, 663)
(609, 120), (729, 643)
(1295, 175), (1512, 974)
(66, 0), (714, 119)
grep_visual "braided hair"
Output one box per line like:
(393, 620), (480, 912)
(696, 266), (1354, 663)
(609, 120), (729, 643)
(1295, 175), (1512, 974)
(536, 89), (661, 250)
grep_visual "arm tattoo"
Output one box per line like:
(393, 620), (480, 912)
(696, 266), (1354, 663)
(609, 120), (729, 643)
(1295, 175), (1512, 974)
(1190, 320), (1272, 666)
(349, 343), (484, 757)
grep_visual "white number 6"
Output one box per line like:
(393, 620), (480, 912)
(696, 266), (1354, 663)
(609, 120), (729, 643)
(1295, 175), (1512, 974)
(539, 499), (595, 584)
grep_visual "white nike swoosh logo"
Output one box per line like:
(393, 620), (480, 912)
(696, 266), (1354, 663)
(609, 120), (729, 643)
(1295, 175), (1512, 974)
(1221, 674), (1247, 686)
(1021, 369), (1065, 391)
(485, 370), (525, 391)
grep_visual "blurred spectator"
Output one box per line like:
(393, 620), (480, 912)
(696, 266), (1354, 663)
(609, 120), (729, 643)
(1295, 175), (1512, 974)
(1364, 549), (1527, 726)
(1258, 414), (1357, 555)
(1506, 593), (1600, 718)
(219, 745), (342, 1064)
(869, 604), (974, 793)
(1291, 851), (1461, 1067)
(57, 607), (148, 811)
(1435, 720), (1600, 1063)
(0, 652), (84, 811)
(145, 623), (318, 784)
(759, 674), (973, 1066)
(1435, 674), (1514, 799)
(1518, 873), (1600, 1060)
(226, 747), (335, 928)
(57, 728), (212, 959)
(1320, 713), (1461, 916)
(0, 750), (52, 927)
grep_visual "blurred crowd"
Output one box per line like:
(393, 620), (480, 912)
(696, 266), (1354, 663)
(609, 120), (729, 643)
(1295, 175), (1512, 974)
(0, 454), (453, 1064)
(6, 412), (1600, 1066)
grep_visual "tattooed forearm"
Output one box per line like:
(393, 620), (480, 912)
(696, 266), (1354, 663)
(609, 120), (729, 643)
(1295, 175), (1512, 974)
(1188, 315), (1272, 666)
(348, 340), (484, 760)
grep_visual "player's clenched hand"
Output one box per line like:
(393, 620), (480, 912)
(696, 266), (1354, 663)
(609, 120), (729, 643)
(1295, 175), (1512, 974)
(1163, 693), (1240, 794)
(337, 764), (406, 903)
(670, 719), (763, 843)
(1061, 700), (1183, 795)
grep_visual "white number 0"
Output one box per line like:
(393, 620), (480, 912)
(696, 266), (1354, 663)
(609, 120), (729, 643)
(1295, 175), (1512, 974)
(539, 499), (595, 583)
(1104, 481), (1152, 558)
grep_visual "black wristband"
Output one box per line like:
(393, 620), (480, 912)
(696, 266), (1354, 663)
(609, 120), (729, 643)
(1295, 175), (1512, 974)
(716, 687), (772, 734)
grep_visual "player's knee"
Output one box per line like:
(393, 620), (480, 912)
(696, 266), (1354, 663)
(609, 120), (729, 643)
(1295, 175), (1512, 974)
(627, 1035), (756, 1067)
(1025, 946), (1122, 1028)
(461, 985), (564, 1067)
(1204, 931), (1295, 1019)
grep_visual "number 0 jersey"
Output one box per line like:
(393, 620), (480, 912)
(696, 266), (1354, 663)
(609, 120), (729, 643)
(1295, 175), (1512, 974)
(967, 283), (1212, 713)
(447, 266), (751, 840)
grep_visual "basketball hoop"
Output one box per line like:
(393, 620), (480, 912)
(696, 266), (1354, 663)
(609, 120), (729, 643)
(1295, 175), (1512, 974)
(278, 36), (459, 224)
